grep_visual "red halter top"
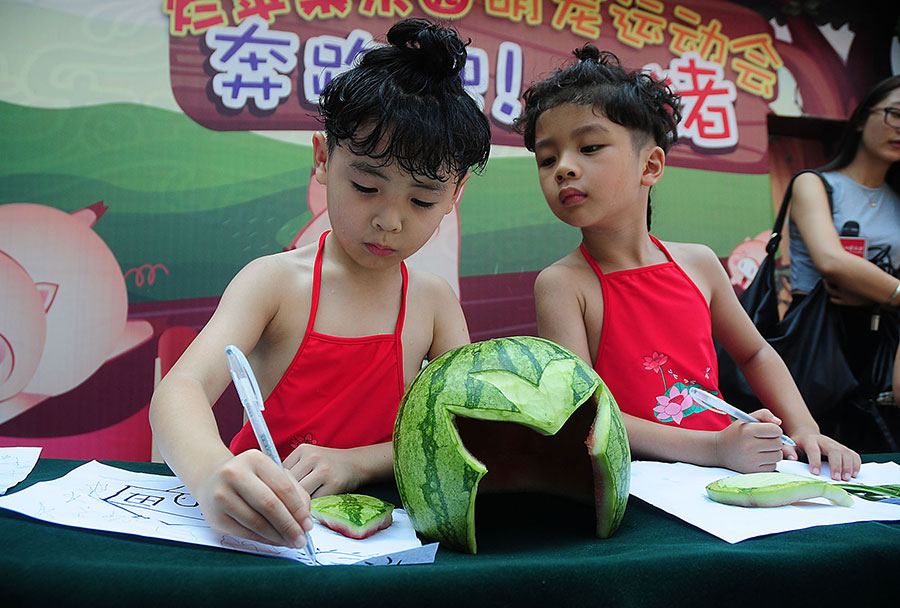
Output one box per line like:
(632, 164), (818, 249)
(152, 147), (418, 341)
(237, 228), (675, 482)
(581, 236), (729, 430)
(230, 231), (408, 458)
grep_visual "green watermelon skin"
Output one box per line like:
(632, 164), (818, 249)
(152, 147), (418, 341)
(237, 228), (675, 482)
(393, 336), (630, 553)
(587, 385), (631, 538)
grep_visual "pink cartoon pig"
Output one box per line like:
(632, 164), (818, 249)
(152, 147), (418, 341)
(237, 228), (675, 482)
(0, 202), (152, 424)
(726, 231), (770, 292)
(0, 250), (46, 402)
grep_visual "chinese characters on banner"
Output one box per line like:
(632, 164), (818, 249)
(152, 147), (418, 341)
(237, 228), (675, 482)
(207, 17), (300, 111)
(646, 53), (738, 150)
(166, 0), (783, 173)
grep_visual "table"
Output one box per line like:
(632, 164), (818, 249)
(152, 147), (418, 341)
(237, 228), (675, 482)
(3, 456), (899, 607)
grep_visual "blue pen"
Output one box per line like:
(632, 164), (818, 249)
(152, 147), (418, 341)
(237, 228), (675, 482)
(688, 386), (797, 447)
(225, 344), (318, 565)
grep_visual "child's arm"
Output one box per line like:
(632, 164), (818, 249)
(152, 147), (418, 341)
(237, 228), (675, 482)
(534, 263), (594, 364)
(149, 257), (314, 548)
(283, 272), (471, 496)
(697, 243), (861, 480)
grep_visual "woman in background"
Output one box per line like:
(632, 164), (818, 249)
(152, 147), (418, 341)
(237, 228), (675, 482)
(788, 75), (900, 452)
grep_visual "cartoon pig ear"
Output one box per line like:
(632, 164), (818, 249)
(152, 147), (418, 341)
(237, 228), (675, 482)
(35, 282), (59, 312)
(70, 200), (108, 227)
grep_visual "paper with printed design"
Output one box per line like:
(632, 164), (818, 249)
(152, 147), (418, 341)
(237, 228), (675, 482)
(0, 460), (435, 566)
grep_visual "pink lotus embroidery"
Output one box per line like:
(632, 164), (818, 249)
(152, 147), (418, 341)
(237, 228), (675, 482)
(642, 351), (668, 373)
(654, 386), (694, 425)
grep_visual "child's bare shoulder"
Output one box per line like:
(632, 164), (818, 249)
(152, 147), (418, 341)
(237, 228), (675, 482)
(223, 244), (317, 315)
(406, 268), (458, 306)
(241, 243), (315, 282)
(663, 240), (721, 270)
(536, 251), (594, 292)
(663, 240), (730, 297)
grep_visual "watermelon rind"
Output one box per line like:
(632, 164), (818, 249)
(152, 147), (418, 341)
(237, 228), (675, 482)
(706, 472), (854, 508)
(393, 336), (630, 553)
(587, 384), (631, 537)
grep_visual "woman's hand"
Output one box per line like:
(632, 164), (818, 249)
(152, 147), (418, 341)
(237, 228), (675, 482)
(824, 279), (873, 306)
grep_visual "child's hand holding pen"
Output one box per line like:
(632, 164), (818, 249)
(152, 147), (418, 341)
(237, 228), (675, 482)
(193, 450), (315, 550)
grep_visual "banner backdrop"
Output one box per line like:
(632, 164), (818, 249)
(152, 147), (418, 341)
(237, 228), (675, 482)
(0, 0), (896, 459)
(167, 0), (776, 171)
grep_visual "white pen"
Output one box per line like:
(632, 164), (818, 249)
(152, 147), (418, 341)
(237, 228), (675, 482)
(225, 344), (318, 565)
(688, 386), (797, 447)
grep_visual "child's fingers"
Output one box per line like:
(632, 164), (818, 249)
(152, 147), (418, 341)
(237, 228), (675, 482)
(232, 474), (308, 548)
(826, 451), (844, 481)
(297, 468), (328, 498)
(282, 446), (306, 470)
(748, 408), (782, 425)
(825, 445), (861, 481)
(781, 443), (799, 461)
(751, 421), (784, 441)
(850, 451), (862, 479)
(213, 478), (292, 546)
(218, 513), (295, 548)
(285, 446), (334, 497)
(804, 441), (823, 476)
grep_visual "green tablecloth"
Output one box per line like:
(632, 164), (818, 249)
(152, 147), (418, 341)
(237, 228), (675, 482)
(3, 457), (899, 607)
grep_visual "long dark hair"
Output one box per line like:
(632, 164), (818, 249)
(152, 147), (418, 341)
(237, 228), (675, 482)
(317, 18), (491, 183)
(820, 74), (900, 192)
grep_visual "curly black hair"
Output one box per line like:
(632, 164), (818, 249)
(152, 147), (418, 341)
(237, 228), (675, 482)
(317, 18), (492, 184)
(515, 46), (682, 229)
(515, 45), (681, 154)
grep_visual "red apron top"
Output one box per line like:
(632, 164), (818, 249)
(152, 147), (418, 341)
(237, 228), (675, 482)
(230, 230), (407, 458)
(581, 236), (729, 430)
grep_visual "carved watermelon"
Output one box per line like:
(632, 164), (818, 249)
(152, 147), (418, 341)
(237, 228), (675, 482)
(393, 336), (630, 553)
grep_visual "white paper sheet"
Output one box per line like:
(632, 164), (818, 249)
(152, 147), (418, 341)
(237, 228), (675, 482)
(629, 459), (900, 543)
(0, 460), (436, 566)
(0, 447), (42, 494)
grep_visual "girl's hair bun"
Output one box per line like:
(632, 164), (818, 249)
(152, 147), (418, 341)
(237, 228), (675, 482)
(317, 18), (491, 182)
(573, 44), (601, 63)
(573, 44), (619, 69)
(386, 17), (468, 79)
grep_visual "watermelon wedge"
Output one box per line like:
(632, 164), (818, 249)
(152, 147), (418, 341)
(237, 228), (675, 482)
(310, 494), (394, 539)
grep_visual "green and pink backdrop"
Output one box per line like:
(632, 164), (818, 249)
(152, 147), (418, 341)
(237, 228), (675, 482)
(1, 0), (897, 459)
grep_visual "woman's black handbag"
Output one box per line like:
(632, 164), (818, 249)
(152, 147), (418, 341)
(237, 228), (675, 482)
(715, 170), (889, 445)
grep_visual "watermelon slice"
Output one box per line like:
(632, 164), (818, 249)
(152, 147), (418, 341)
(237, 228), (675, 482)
(310, 494), (394, 539)
(706, 472), (854, 507)
(393, 336), (631, 553)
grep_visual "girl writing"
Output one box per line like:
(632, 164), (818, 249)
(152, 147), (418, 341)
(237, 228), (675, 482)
(150, 18), (492, 548)
(515, 46), (859, 481)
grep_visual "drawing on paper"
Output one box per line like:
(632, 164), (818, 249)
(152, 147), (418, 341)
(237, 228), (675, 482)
(0, 446), (42, 494)
(0, 460), (435, 566)
(99, 482), (204, 524)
